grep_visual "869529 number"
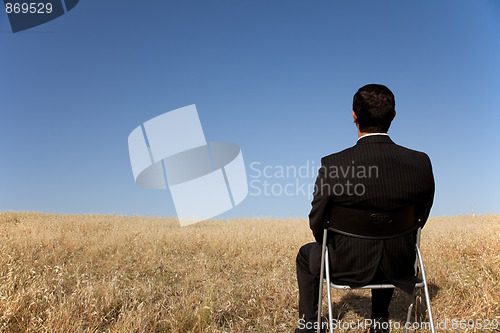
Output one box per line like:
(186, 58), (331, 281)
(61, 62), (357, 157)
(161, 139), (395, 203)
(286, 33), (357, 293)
(5, 2), (53, 14)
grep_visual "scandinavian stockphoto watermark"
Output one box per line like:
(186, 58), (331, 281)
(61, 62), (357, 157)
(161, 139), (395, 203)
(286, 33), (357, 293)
(128, 107), (378, 225)
(298, 318), (499, 331)
(248, 160), (378, 198)
(128, 105), (248, 227)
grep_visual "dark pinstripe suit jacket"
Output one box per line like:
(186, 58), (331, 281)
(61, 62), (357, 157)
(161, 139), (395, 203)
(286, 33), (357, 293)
(309, 135), (435, 293)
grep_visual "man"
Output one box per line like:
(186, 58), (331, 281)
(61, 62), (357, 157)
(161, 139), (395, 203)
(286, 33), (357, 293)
(295, 84), (435, 333)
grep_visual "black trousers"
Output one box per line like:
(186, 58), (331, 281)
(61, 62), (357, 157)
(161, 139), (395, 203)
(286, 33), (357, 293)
(296, 242), (394, 323)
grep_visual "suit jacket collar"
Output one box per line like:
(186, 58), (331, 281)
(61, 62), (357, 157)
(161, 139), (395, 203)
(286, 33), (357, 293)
(356, 134), (395, 146)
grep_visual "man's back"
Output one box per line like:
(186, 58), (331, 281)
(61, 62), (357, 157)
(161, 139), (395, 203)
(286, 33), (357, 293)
(309, 134), (434, 292)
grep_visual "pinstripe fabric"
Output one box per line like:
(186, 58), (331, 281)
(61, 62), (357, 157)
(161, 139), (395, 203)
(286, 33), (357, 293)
(308, 135), (435, 293)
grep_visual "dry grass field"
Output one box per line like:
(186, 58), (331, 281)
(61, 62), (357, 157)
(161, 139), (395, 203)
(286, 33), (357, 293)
(0, 212), (499, 332)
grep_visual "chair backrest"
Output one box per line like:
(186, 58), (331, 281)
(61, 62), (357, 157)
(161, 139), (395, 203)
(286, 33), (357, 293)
(327, 205), (420, 240)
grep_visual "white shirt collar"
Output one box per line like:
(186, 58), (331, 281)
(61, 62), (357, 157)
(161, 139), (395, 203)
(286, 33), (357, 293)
(357, 133), (389, 142)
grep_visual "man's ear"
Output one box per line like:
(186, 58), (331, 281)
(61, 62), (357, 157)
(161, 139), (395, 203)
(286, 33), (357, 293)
(391, 110), (396, 121)
(352, 110), (358, 124)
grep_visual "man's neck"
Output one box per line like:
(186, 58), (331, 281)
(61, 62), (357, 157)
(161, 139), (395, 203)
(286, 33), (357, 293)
(357, 130), (388, 139)
(358, 130), (370, 139)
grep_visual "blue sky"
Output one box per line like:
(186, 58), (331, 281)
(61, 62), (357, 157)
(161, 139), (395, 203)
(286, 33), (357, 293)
(1, 0), (499, 218)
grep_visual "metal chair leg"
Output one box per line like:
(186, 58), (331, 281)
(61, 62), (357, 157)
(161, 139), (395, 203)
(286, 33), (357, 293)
(405, 302), (413, 333)
(325, 249), (334, 333)
(417, 246), (435, 333)
(317, 230), (328, 333)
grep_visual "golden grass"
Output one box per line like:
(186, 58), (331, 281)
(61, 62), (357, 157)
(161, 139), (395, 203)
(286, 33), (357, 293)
(0, 213), (498, 332)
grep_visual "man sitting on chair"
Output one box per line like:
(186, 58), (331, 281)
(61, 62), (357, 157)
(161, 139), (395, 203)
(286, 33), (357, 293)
(295, 84), (435, 333)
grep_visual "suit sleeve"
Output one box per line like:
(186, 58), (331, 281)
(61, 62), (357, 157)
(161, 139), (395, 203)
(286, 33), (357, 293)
(420, 153), (435, 227)
(308, 158), (332, 243)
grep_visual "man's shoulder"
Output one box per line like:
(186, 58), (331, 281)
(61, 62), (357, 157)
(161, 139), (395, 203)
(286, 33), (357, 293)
(321, 146), (356, 164)
(391, 143), (432, 161)
(320, 139), (431, 165)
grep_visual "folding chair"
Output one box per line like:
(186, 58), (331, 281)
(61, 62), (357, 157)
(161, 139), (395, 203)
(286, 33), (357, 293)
(316, 205), (435, 333)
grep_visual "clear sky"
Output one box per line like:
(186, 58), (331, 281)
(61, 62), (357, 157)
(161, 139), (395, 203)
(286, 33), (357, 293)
(1, 0), (499, 219)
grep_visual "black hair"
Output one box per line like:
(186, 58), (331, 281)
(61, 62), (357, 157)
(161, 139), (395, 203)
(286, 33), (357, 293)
(353, 84), (395, 133)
